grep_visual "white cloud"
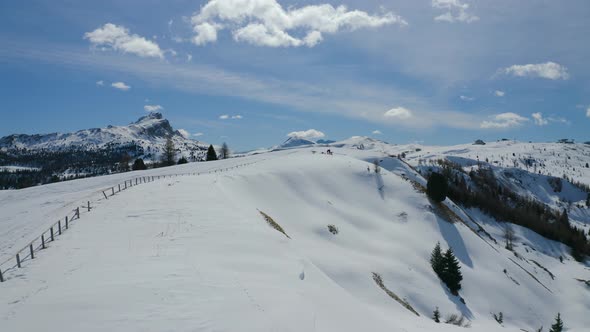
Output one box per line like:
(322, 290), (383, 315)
(193, 22), (219, 45)
(494, 90), (505, 97)
(190, 0), (407, 47)
(187, 54), (193, 62)
(372, 130), (382, 135)
(384, 107), (412, 119)
(460, 95), (474, 101)
(84, 23), (164, 58)
(501, 62), (569, 80)
(96, 80), (104, 86)
(144, 104), (163, 112)
(480, 112), (528, 129)
(219, 114), (242, 119)
(178, 129), (190, 138)
(287, 129), (325, 140)
(111, 82), (131, 91)
(432, 0), (479, 23)
(193, 132), (204, 137)
(532, 112), (548, 126)
(586, 108), (590, 118)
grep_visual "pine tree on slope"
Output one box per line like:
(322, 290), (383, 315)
(442, 248), (463, 295)
(549, 313), (564, 332)
(432, 307), (441, 323)
(430, 242), (444, 276)
(206, 145), (218, 161)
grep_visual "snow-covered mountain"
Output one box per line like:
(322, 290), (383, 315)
(276, 136), (316, 149)
(1, 144), (589, 331)
(0, 112), (208, 160)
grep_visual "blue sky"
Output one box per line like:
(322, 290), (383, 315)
(1, 0), (589, 151)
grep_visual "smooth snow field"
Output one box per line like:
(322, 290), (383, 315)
(1, 147), (589, 332)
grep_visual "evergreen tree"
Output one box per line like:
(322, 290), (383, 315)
(220, 142), (230, 159)
(558, 209), (569, 224)
(549, 313), (564, 332)
(442, 248), (463, 295)
(206, 144), (218, 161)
(132, 158), (147, 170)
(427, 172), (448, 202)
(177, 157), (188, 164)
(162, 138), (176, 166)
(430, 242), (444, 276)
(432, 307), (441, 323)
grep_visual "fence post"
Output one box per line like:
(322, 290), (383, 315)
(118, 184), (121, 192)
(0, 268), (3, 282)
(58, 221), (62, 235)
(76, 207), (80, 219)
(65, 216), (69, 229)
(42, 234), (45, 249)
(30, 244), (34, 259)
(112, 187), (115, 196)
(50, 227), (54, 242)
(87, 201), (90, 212)
(103, 191), (108, 199)
(125, 181), (127, 189)
(16, 253), (21, 268)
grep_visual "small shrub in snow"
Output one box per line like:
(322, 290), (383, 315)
(504, 225), (516, 251)
(327, 224), (338, 235)
(432, 307), (441, 323)
(444, 313), (471, 328)
(493, 312), (503, 324)
(373, 159), (380, 173)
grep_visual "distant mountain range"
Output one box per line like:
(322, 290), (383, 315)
(0, 112), (207, 158)
(0, 113), (209, 188)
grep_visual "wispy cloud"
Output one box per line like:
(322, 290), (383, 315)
(481, 112), (528, 129)
(372, 130), (382, 135)
(532, 112), (548, 126)
(0, 40), (485, 131)
(193, 132), (204, 137)
(84, 23), (164, 58)
(587, 108), (590, 118)
(460, 95), (474, 101)
(287, 129), (325, 140)
(191, 0), (407, 47)
(111, 81), (131, 91)
(96, 80), (104, 86)
(494, 90), (505, 97)
(144, 104), (163, 112)
(384, 107), (412, 119)
(220, 114), (243, 120)
(177, 128), (190, 138)
(432, 0), (479, 23)
(500, 62), (569, 80)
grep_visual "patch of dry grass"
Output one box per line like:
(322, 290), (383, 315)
(372, 272), (420, 316)
(258, 210), (290, 239)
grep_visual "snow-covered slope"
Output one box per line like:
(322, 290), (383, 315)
(1, 147), (589, 332)
(0, 112), (208, 161)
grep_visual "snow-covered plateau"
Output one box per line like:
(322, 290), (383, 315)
(1, 137), (589, 332)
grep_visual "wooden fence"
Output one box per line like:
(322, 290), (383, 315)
(0, 161), (260, 283)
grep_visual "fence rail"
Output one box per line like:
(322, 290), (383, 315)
(0, 160), (260, 283)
